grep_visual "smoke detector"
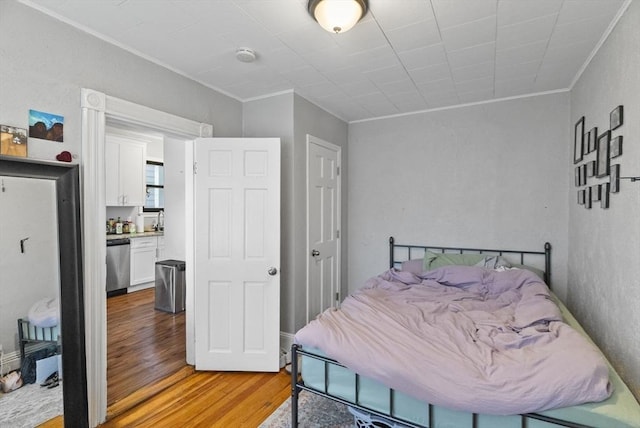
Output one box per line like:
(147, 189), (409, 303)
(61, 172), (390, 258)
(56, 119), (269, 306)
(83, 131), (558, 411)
(236, 48), (256, 63)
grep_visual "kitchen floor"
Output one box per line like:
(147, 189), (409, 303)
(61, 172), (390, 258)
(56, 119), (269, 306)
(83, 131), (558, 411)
(107, 288), (185, 406)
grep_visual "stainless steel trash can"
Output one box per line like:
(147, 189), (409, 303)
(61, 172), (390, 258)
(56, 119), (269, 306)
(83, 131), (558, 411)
(155, 259), (186, 313)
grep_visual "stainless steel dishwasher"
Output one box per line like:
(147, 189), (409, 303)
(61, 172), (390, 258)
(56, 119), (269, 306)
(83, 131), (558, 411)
(106, 238), (130, 296)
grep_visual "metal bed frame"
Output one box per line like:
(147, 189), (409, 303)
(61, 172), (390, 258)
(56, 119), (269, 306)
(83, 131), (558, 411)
(17, 318), (60, 364)
(291, 236), (597, 428)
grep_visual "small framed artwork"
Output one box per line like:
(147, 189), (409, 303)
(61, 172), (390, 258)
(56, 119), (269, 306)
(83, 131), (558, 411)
(610, 105), (623, 130)
(586, 160), (596, 178)
(596, 130), (610, 178)
(574, 116), (585, 164)
(587, 127), (598, 153)
(610, 164), (620, 193)
(578, 189), (585, 205)
(591, 184), (601, 202)
(29, 109), (64, 142)
(0, 124), (28, 157)
(601, 183), (610, 209)
(610, 135), (623, 158)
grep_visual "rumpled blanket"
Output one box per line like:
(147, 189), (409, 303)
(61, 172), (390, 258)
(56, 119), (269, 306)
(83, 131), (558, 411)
(295, 266), (612, 415)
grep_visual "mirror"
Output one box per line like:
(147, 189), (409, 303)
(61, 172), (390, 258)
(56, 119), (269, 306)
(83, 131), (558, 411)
(0, 156), (88, 428)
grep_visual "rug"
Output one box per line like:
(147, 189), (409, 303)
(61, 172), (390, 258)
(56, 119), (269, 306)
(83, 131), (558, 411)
(0, 382), (63, 428)
(259, 390), (354, 428)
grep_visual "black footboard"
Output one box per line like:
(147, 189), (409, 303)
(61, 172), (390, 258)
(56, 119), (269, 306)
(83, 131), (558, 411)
(291, 344), (595, 428)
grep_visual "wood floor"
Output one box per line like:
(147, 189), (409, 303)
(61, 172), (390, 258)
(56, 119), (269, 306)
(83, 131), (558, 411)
(41, 288), (290, 427)
(107, 288), (186, 406)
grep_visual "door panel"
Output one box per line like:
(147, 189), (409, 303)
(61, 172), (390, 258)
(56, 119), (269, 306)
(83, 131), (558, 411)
(194, 138), (280, 371)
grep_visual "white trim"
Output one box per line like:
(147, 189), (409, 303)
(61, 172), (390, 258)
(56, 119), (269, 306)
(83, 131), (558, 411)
(81, 88), (211, 426)
(568, 0), (633, 90)
(305, 135), (342, 324)
(243, 89), (294, 103)
(349, 88), (570, 124)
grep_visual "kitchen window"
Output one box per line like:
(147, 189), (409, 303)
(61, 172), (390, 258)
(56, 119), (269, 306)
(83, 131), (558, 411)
(144, 160), (164, 212)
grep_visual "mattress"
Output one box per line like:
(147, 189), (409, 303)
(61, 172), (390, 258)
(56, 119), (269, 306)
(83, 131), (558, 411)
(300, 295), (640, 428)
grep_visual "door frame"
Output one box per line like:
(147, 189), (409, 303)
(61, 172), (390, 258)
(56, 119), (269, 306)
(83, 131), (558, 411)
(81, 88), (212, 425)
(306, 134), (342, 323)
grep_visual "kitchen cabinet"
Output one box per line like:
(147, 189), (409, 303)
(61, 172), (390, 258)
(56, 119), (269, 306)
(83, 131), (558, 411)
(130, 235), (165, 286)
(106, 135), (146, 206)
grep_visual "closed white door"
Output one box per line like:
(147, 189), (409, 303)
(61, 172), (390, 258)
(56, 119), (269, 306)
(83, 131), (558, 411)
(307, 135), (341, 323)
(194, 137), (280, 371)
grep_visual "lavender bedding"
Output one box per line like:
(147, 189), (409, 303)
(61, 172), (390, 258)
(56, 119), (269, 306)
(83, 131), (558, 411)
(294, 265), (612, 416)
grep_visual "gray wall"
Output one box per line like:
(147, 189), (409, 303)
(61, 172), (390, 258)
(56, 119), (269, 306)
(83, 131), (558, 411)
(568, 0), (640, 399)
(243, 93), (348, 334)
(0, 0), (243, 166)
(348, 93), (570, 300)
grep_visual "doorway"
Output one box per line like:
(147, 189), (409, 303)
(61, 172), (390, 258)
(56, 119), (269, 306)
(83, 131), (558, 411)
(104, 125), (188, 408)
(81, 88), (212, 425)
(306, 135), (342, 323)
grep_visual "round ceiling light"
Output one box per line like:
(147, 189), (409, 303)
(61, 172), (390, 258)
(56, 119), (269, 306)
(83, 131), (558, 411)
(308, 0), (368, 34)
(236, 48), (256, 63)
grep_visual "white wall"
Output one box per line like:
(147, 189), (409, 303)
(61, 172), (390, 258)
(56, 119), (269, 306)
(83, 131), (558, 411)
(0, 177), (59, 361)
(164, 136), (186, 260)
(568, 0), (640, 399)
(348, 93), (570, 299)
(0, 0), (243, 166)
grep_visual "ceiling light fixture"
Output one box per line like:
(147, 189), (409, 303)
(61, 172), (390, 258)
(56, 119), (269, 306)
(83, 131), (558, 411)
(308, 0), (368, 34)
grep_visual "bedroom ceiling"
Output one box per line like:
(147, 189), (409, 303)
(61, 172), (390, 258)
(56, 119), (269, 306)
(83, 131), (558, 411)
(20, 0), (628, 122)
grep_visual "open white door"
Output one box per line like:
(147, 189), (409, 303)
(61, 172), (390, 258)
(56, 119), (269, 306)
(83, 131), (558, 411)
(307, 135), (341, 323)
(194, 137), (280, 371)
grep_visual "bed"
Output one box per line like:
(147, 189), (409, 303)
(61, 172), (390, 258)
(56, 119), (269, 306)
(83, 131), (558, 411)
(17, 319), (60, 364)
(18, 297), (61, 363)
(291, 237), (640, 428)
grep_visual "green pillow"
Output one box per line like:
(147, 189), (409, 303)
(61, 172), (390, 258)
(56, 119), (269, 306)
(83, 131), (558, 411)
(423, 251), (485, 271)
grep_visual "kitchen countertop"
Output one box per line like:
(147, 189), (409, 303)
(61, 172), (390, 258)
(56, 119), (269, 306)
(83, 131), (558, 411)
(107, 231), (164, 240)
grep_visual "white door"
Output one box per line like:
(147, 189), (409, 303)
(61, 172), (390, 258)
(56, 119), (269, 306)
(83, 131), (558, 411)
(194, 137), (280, 371)
(307, 135), (341, 323)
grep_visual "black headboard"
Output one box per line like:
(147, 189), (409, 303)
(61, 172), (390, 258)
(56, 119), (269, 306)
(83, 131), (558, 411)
(389, 236), (552, 286)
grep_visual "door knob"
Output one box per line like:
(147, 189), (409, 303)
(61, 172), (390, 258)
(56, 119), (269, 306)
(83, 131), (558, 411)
(268, 267), (278, 276)
(311, 249), (320, 257)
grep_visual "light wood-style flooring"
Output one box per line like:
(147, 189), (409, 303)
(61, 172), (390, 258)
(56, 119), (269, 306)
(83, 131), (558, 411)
(40, 288), (290, 427)
(107, 288), (186, 407)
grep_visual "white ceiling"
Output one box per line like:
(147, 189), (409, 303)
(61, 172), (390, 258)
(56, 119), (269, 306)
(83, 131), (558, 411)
(21, 0), (628, 122)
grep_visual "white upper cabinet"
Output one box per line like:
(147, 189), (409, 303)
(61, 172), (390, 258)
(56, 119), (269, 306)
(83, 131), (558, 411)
(106, 134), (146, 206)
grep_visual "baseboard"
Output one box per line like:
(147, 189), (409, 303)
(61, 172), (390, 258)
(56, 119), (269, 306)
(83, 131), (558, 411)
(279, 332), (295, 367)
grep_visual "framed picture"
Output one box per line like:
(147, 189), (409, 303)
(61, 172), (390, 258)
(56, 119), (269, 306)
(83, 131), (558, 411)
(610, 164), (620, 193)
(610, 135), (623, 158)
(587, 127), (598, 153)
(596, 130), (610, 178)
(574, 116), (584, 164)
(0, 124), (28, 158)
(578, 189), (585, 205)
(610, 105), (623, 130)
(591, 184), (601, 202)
(586, 160), (596, 178)
(601, 183), (610, 209)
